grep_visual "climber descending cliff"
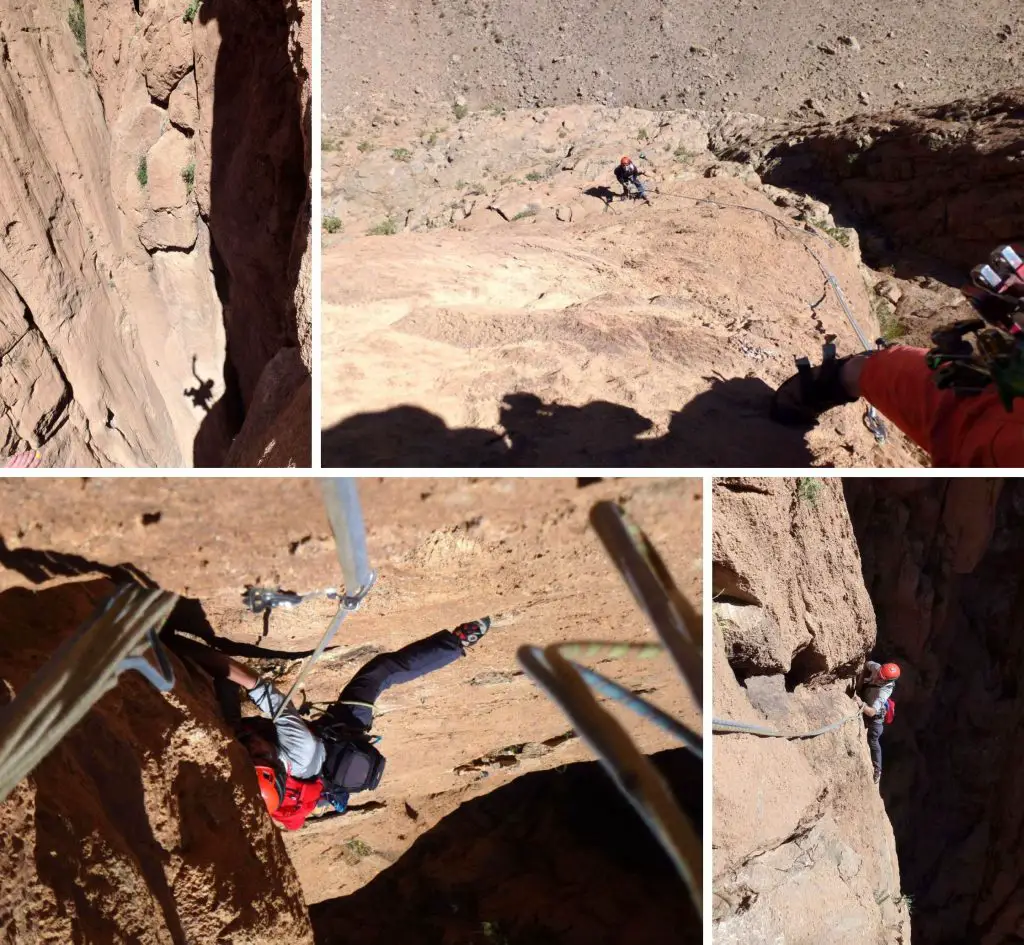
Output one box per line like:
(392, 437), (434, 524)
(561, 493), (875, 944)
(855, 661), (900, 785)
(173, 618), (495, 829)
(772, 243), (1024, 466)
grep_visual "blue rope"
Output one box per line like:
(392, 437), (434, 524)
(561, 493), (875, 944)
(573, 663), (702, 758)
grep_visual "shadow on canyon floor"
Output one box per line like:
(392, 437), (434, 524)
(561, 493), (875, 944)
(322, 382), (815, 467)
(310, 747), (702, 945)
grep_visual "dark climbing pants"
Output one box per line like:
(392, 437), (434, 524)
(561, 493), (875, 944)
(317, 630), (464, 733)
(866, 717), (884, 773)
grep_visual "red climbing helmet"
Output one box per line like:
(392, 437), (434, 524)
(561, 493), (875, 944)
(254, 763), (285, 815)
(879, 662), (901, 681)
(621, 156), (632, 166)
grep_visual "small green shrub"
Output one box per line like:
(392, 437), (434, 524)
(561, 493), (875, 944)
(391, 148), (412, 162)
(874, 298), (907, 342)
(322, 215), (343, 234)
(344, 838), (373, 858)
(367, 217), (398, 236)
(68, 1), (86, 56)
(811, 217), (851, 248)
(136, 156), (148, 189)
(525, 171), (544, 182)
(674, 145), (694, 165)
(480, 921), (510, 945)
(637, 128), (648, 141)
(181, 162), (195, 195)
(183, 0), (201, 23)
(357, 140), (374, 153)
(322, 136), (340, 151)
(453, 103), (469, 120)
(512, 208), (537, 221)
(797, 478), (823, 506)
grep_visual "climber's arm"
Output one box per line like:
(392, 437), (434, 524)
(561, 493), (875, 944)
(172, 636), (259, 689)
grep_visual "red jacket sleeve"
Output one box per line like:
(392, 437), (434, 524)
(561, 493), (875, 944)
(859, 345), (1024, 466)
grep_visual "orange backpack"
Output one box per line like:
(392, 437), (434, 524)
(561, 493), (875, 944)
(272, 774), (324, 831)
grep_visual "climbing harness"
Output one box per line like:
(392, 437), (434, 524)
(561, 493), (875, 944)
(518, 501), (702, 917)
(0, 584), (179, 804)
(271, 479), (377, 721)
(925, 244), (1024, 410)
(712, 712), (861, 740)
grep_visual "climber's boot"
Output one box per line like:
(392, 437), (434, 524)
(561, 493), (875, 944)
(451, 616), (492, 647)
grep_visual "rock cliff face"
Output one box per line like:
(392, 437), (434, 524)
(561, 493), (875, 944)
(0, 0), (309, 467)
(713, 478), (909, 945)
(716, 476), (1024, 945)
(845, 478), (1024, 945)
(0, 476), (702, 939)
(321, 106), (924, 468)
(0, 577), (313, 943)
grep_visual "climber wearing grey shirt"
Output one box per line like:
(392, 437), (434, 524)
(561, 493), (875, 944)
(857, 659), (900, 784)
(860, 661), (896, 716)
(247, 679), (325, 780)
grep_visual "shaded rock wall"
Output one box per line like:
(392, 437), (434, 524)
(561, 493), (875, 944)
(195, 0), (311, 466)
(310, 749), (700, 945)
(0, 577), (313, 943)
(720, 90), (1024, 272)
(845, 478), (1024, 945)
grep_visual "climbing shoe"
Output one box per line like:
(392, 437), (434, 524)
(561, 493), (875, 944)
(451, 616), (491, 647)
(771, 345), (859, 427)
(873, 767), (881, 785)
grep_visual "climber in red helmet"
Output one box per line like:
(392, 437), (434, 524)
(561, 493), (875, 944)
(172, 616), (493, 829)
(614, 156), (650, 203)
(772, 244), (1024, 466)
(855, 660), (900, 784)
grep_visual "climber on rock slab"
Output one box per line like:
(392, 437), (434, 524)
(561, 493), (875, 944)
(771, 243), (1024, 467)
(855, 660), (900, 785)
(614, 156), (650, 203)
(171, 616), (493, 830)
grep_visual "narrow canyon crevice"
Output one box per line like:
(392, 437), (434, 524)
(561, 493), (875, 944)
(845, 478), (1024, 945)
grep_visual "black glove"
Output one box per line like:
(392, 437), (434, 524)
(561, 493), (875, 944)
(771, 353), (859, 426)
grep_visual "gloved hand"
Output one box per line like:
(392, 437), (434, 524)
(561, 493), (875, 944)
(771, 352), (861, 426)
